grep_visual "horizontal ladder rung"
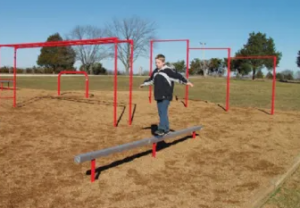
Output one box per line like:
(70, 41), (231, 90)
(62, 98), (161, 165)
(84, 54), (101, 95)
(0, 97), (14, 99)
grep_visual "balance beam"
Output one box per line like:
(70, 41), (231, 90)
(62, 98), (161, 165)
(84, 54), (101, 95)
(74, 125), (203, 182)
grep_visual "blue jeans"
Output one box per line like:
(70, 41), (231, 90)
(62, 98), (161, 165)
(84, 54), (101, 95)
(157, 99), (170, 132)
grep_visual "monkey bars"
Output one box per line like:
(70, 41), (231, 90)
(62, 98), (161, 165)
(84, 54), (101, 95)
(0, 37), (134, 126)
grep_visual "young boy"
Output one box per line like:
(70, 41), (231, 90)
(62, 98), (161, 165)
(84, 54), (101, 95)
(140, 54), (194, 136)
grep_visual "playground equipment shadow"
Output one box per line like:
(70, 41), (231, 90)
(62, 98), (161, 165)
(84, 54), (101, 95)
(88, 133), (196, 181)
(14, 92), (133, 127)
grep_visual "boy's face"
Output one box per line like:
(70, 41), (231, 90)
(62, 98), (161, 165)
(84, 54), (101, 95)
(155, 58), (164, 69)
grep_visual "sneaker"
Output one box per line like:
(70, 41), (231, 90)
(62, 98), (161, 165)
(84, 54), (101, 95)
(155, 129), (165, 136)
(164, 130), (170, 135)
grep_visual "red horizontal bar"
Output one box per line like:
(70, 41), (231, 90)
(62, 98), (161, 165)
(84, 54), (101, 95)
(0, 37), (119, 49)
(117, 40), (133, 44)
(0, 38), (134, 49)
(151, 39), (188, 43)
(0, 97), (14, 99)
(17, 40), (117, 49)
(189, 47), (230, 50)
(0, 37), (118, 46)
(0, 87), (14, 90)
(0, 79), (14, 81)
(231, 56), (276, 59)
(59, 71), (86, 74)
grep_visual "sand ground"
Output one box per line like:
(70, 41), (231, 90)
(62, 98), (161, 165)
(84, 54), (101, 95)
(1, 89), (300, 208)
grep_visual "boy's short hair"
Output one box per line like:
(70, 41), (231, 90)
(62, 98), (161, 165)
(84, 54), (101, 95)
(155, 54), (165, 62)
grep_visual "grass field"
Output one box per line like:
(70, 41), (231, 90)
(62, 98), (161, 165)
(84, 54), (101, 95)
(1, 75), (300, 208)
(12, 75), (300, 111)
(263, 167), (300, 208)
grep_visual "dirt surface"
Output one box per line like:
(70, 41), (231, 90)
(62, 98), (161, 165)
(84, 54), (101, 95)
(1, 89), (300, 208)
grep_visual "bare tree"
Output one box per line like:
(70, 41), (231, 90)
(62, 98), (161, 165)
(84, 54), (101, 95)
(67, 25), (110, 73)
(105, 16), (157, 74)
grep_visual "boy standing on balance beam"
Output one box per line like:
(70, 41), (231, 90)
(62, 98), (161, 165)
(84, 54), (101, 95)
(140, 54), (194, 136)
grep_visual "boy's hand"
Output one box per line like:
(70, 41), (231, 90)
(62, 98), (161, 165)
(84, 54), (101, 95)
(187, 82), (194, 87)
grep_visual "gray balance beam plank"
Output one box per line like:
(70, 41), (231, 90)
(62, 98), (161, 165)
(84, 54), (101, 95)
(74, 125), (203, 164)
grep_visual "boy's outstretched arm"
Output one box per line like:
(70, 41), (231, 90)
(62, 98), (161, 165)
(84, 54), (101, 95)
(165, 68), (194, 87)
(139, 69), (156, 88)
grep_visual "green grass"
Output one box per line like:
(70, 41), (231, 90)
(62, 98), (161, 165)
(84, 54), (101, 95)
(12, 76), (300, 111)
(264, 167), (300, 208)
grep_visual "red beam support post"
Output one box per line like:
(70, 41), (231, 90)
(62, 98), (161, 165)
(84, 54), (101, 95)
(91, 159), (95, 182)
(192, 131), (196, 139)
(152, 143), (157, 157)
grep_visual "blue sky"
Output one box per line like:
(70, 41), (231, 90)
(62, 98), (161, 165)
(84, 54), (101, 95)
(0, 0), (299, 73)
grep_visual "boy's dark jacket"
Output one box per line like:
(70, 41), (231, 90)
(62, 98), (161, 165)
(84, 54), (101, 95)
(141, 65), (188, 101)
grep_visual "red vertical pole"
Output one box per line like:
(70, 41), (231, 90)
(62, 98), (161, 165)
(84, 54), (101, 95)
(271, 56), (276, 115)
(0, 47), (1, 81)
(91, 159), (95, 182)
(152, 143), (157, 157)
(149, 41), (153, 103)
(0, 47), (1, 97)
(226, 48), (231, 111)
(114, 42), (118, 127)
(85, 76), (89, 98)
(57, 73), (61, 96)
(129, 40), (133, 125)
(13, 47), (17, 107)
(185, 40), (189, 107)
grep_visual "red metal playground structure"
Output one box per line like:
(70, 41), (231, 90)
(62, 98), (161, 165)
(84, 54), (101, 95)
(149, 39), (277, 115)
(0, 37), (277, 125)
(0, 37), (134, 127)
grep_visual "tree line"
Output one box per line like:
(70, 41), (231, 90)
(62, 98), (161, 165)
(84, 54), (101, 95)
(0, 15), (299, 80)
